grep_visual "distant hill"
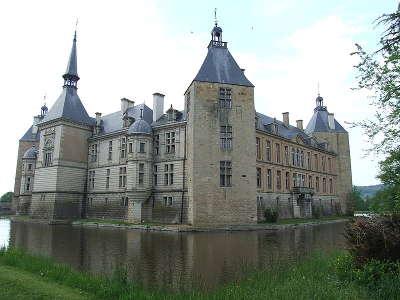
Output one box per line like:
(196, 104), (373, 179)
(356, 184), (385, 199)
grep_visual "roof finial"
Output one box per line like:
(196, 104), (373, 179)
(214, 8), (218, 26)
(74, 18), (78, 40)
(140, 108), (143, 119)
(317, 81), (320, 96)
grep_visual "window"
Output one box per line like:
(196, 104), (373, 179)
(322, 156), (326, 172)
(293, 173), (298, 187)
(314, 154), (318, 171)
(28, 164), (32, 171)
(300, 150), (304, 168)
(307, 152), (311, 170)
(285, 172), (290, 190)
(266, 141), (271, 162)
(323, 178), (327, 193)
(296, 149), (300, 167)
(90, 144), (97, 162)
(256, 137), (261, 159)
(301, 174), (305, 187)
(106, 169), (110, 189)
(154, 135), (160, 155)
(267, 169), (272, 189)
(121, 197), (128, 207)
(88, 170), (95, 189)
(256, 167), (262, 188)
(108, 141), (113, 160)
(129, 142), (133, 153)
(276, 143), (281, 163)
(26, 177), (31, 191)
(220, 125), (233, 150)
(308, 175), (313, 188)
(291, 148), (295, 166)
(120, 138), (127, 158)
(44, 151), (52, 167)
(328, 158), (332, 172)
(138, 163), (144, 185)
(105, 198), (108, 205)
(164, 164), (174, 185)
(165, 132), (176, 154)
(219, 87), (232, 109)
(139, 142), (146, 153)
(315, 176), (320, 192)
(220, 161), (232, 187)
(284, 146), (289, 165)
(329, 178), (333, 194)
(119, 167), (127, 188)
(276, 170), (282, 190)
(163, 196), (173, 206)
(153, 165), (158, 185)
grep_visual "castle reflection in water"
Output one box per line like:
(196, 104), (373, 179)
(8, 221), (345, 291)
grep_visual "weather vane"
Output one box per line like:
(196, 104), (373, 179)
(214, 8), (218, 26)
(317, 81), (320, 96)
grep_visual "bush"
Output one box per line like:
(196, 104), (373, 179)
(312, 205), (321, 219)
(264, 208), (278, 223)
(344, 215), (400, 265)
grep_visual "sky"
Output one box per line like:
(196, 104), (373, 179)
(0, 0), (397, 195)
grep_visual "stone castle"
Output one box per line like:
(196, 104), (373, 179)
(13, 22), (352, 226)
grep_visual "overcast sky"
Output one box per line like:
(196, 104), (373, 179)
(0, 0), (396, 195)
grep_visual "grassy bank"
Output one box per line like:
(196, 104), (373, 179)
(274, 215), (349, 225)
(2, 247), (395, 299)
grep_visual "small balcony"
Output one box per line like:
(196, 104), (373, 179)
(291, 186), (314, 195)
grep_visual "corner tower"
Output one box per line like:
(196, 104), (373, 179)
(185, 21), (257, 226)
(30, 31), (94, 221)
(305, 94), (353, 214)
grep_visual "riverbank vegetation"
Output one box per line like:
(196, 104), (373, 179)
(1, 243), (398, 299)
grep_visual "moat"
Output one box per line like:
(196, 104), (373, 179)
(0, 219), (346, 291)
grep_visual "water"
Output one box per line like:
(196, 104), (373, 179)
(0, 219), (346, 291)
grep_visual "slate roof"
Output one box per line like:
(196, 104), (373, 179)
(99, 103), (153, 135)
(305, 107), (347, 134)
(40, 87), (94, 126)
(256, 112), (327, 150)
(20, 125), (40, 142)
(23, 146), (38, 159)
(193, 44), (254, 87)
(65, 31), (78, 78)
(128, 119), (152, 135)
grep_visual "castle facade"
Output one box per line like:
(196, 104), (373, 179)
(13, 22), (352, 226)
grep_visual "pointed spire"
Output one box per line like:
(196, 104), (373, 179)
(63, 30), (79, 88)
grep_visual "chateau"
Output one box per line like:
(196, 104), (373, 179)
(13, 22), (352, 226)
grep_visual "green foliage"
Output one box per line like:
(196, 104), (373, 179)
(344, 216), (400, 265)
(0, 192), (13, 203)
(351, 186), (368, 211)
(263, 208), (278, 223)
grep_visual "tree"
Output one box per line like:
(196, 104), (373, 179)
(352, 7), (400, 153)
(0, 192), (13, 203)
(352, 186), (368, 211)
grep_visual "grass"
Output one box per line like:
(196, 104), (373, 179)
(274, 215), (349, 225)
(0, 246), (385, 300)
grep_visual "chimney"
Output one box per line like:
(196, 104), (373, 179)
(153, 93), (165, 122)
(32, 115), (41, 135)
(282, 112), (289, 127)
(296, 120), (303, 130)
(121, 98), (135, 114)
(95, 112), (102, 126)
(328, 113), (335, 130)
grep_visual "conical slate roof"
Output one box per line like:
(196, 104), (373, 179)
(41, 88), (93, 126)
(128, 118), (152, 135)
(194, 35), (253, 87)
(23, 146), (38, 159)
(305, 107), (346, 134)
(41, 31), (93, 126)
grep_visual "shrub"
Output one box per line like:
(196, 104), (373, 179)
(312, 205), (321, 219)
(264, 208), (278, 223)
(344, 215), (400, 265)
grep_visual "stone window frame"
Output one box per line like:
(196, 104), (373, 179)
(220, 125), (233, 151)
(120, 137), (127, 159)
(285, 171), (290, 190)
(108, 141), (113, 161)
(220, 160), (232, 187)
(256, 167), (262, 188)
(25, 177), (31, 192)
(138, 163), (145, 185)
(322, 177), (327, 193)
(105, 169), (110, 189)
(164, 164), (174, 185)
(88, 170), (95, 189)
(266, 169), (272, 190)
(128, 142), (133, 153)
(119, 167), (127, 188)
(154, 134), (160, 155)
(43, 138), (54, 167)
(163, 196), (173, 206)
(165, 132), (176, 154)
(90, 144), (97, 162)
(266, 140), (271, 162)
(276, 170), (282, 190)
(139, 142), (146, 153)
(275, 143), (281, 164)
(315, 176), (320, 192)
(219, 87), (232, 109)
(308, 175), (313, 188)
(120, 196), (128, 207)
(284, 146), (289, 165)
(329, 178), (333, 194)
(28, 163), (33, 171)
